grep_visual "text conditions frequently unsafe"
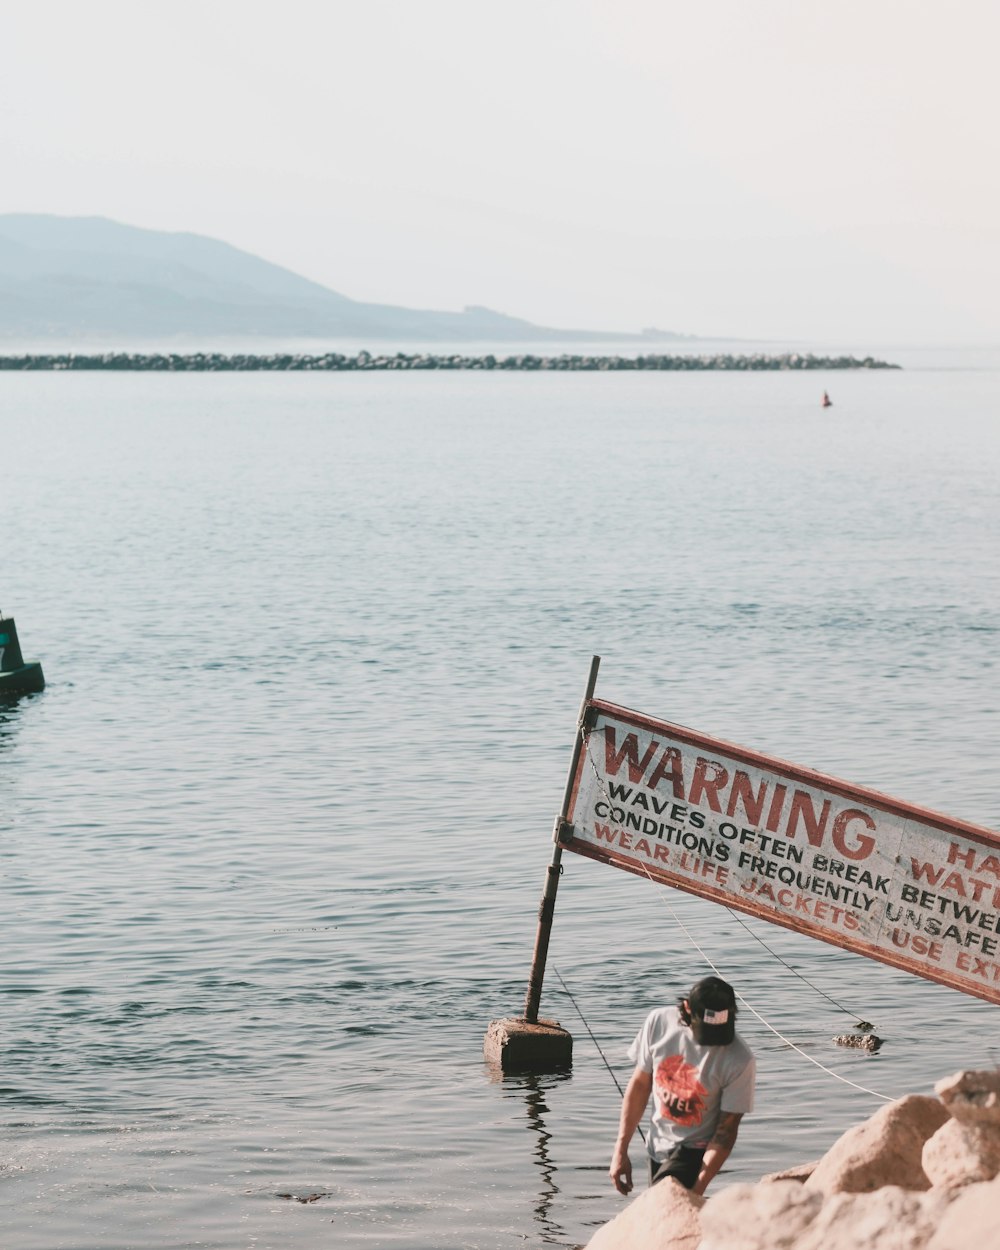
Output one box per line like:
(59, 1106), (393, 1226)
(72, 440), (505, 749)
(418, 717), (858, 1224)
(565, 699), (1000, 1005)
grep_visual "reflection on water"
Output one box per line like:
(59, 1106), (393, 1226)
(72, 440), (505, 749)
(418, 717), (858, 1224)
(503, 1072), (577, 1248)
(0, 695), (33, 759)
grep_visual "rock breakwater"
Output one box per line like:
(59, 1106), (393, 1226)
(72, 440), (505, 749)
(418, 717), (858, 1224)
(0, 350), (898, 372)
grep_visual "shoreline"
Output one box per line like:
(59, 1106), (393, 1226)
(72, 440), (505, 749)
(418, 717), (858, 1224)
(0, 350), (899, 372)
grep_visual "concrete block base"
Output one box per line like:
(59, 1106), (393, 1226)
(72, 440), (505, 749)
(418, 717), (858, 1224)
(484, 1017), (573, 1072)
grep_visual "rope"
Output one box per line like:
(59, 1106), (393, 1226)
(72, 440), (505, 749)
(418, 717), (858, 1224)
(721, 905), (875, 1028)
(638, 867), (892, 1103)
(553, 966), (646, 1144)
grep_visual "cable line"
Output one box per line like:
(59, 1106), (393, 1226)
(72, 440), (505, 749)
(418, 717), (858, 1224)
(552, 965), (646, 1144)
(722, 905), (875, 1029)
(638, 865), (892, 1103)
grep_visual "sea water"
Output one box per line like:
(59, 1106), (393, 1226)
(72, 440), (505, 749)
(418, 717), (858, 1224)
(1, 353), (999, 1249)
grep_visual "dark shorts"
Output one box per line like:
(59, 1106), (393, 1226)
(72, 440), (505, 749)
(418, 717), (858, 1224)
(649, 1144), (705, 1190)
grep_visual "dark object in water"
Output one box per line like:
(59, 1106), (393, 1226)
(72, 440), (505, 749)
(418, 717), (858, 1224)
(0, 616), (44, 696)
(276, 1191), (330, 1204)
(833, 1033), (882, 1052)
(484, 1016), (573, 1072)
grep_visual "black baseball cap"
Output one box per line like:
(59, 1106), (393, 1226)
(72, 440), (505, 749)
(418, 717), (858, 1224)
(687, 976), (737, 1045)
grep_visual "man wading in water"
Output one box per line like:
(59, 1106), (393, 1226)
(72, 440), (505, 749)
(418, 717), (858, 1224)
(610, 976), (755, 1196)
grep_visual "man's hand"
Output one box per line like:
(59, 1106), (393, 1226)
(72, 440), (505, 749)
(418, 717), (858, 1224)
(609, 1146), (633, 1195)
(610, 1067), (652, 1195)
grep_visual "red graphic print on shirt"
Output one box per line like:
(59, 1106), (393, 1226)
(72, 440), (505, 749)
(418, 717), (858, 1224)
(654, 1055), (707, 1127)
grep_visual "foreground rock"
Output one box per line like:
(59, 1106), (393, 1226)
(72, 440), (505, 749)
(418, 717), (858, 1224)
(586, 1178), (703, 1250)
(923, 1069), (1000, 1189)
(804, 1094), (949, 1193)
(587, 1069), (1000, 1250)
(700, 1183), (951, 1250)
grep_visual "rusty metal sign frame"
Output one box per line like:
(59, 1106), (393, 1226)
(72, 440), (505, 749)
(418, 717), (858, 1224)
(562, 697), (1000, 1006)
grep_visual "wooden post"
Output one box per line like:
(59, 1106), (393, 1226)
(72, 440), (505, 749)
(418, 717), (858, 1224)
(484, 656), (601, 1071)
(523, 654), (601, 1023)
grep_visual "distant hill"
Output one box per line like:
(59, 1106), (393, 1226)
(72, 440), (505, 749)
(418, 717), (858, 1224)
(0, 215), (686, 344)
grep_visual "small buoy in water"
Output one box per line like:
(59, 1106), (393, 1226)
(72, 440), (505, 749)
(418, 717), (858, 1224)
(822, 390), (833, 408)
(833, 1033), (882, 1052)
(0, 616), (45, 696)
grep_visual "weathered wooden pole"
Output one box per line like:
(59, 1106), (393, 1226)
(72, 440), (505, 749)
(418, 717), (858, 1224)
(523, 653), (601, 1023)
(483, 655), (601, 1071)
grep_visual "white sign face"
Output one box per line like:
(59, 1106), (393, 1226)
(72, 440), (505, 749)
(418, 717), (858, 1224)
(565, 699), (1000, 1005)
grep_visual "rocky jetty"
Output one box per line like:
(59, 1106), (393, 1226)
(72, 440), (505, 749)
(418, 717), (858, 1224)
(0, 350), (898, 372)
(587, 1068), (1000, 1250)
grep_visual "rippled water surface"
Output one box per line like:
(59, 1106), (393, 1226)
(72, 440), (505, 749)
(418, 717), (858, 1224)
(2, 358), (999, 1249)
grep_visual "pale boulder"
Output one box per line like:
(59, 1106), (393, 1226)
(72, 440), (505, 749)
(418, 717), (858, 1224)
(585, 1178), (703, 1250)
(760, 1160), (820, 1183)
(922, 1115), (1000, 1189)
(698, 1179), (822, 1249)
(805, 1095), (950, 1194)
(795, 1185), (949, 1250)
(935, 1068), (1000, 1126)
(927, 1173), (1000, 1249)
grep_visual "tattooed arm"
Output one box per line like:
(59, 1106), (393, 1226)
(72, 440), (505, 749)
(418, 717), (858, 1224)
(692, 1111), (743, 1195)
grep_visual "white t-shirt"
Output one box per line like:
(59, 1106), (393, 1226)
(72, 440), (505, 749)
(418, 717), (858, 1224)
(628, 1006), (755, 1155)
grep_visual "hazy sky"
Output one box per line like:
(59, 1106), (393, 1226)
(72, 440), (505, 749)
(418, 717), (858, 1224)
(4, 1), (999, 341)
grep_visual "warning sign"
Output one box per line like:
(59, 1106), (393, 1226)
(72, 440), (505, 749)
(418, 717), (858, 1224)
(564, 699), (1000, 1005)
